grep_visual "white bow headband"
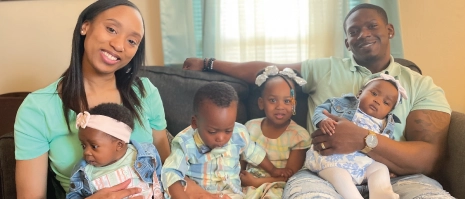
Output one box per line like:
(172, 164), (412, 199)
(364, 73), (408, 108)
(75, 111), (132, 143)
(255, 65), (307, 87)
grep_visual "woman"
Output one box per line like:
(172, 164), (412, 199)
(14, 1), (170, 198)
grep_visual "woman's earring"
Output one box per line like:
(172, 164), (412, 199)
(125, 66), (132, 73)
(389, 34), (392, 38)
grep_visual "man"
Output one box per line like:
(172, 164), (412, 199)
(183, 3), (452, 199)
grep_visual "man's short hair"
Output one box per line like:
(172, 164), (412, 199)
(343, 3), (389, 32)
(193, 82), (238, 114)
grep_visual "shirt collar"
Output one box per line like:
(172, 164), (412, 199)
(349, 54), (400, 77)
(193, 129), (212, 154)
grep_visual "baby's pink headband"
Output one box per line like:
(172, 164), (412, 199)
(75, 111), (132, 143)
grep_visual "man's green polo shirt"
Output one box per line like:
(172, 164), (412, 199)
(301, 55), (451, 141)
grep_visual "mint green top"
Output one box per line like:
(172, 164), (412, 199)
(301, 55), (451, 141)
(14, 77), (166, 191)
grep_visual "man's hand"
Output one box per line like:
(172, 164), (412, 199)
(318, 118), (337, 135)
(183, 58), (204, 71)
(87, 179), (142, 199)
(311, 110), (366, 156)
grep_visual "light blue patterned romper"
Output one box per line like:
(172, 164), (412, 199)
(305, 108), (388, 184)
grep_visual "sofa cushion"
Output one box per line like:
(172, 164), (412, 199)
(436, 111), (465, 197)
(0, 132), (15, 199)
(139, 66), (249, 135)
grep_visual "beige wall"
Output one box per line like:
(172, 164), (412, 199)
(0, 0), (163, 94)
(2, 1), (464, 113)
(399, 0), (465, 112)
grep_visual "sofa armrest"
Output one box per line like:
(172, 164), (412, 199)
(0, 132), (16, 199)
(439, 111), (465, 198)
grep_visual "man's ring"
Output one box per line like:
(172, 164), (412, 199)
(321, 142), (326, 150)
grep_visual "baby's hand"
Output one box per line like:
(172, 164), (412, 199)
(319, 118), (337, 135)
(239, 170), (257, 187)
(269, 167), (293, 178)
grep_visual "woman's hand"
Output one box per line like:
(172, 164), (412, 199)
(86, 180), (142, 199)
(183, 58), (204, 71)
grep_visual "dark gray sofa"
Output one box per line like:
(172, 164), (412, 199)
(1, 62), (464, 198)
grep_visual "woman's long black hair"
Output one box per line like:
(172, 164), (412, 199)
(60, 0), (146, 132)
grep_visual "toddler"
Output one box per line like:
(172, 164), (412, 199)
(161, 82), (291, 199)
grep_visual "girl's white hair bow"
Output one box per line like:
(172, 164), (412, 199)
(255, 65), (307, 87)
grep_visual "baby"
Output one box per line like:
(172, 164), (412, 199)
(305, 73), (407, 199)
(67, 103), (163, 199)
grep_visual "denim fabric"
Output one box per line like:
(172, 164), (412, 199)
(312, 93), (399, 139)
(306, 93), (401, 184)
(282, 170), (454, 199)
(66, 140), (162, 199)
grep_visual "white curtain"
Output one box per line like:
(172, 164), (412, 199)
(216, 0), (347, 63)
(160, 0), (403, 65)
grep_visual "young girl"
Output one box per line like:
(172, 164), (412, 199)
(241, 65), (311, 198)
(67, 103), (163, 199)
(305, 73), (407, 199)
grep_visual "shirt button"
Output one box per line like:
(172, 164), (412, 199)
(386, 130), (391, 134)
(137, 162), (142, 168)
(145, 173), (149, 178)
(348, 111), (351, 114)
(70, 183), (75, 189)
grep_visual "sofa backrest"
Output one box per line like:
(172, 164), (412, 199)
(0, 92), (29, 137)
(139, 66), (250, 135)
(138, 66), (308, 136)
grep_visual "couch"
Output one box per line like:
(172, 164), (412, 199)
(1, 60), (464, 198)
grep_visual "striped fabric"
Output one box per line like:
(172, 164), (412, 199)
(161, 123), (266, 197)
(244, 118), (311, 175)
(242, 118), (311, 198)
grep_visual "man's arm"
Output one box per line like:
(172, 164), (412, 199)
(312, 110), (450, 175)
(368, 110), (450, 175)
(183, 58), (302, 84)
